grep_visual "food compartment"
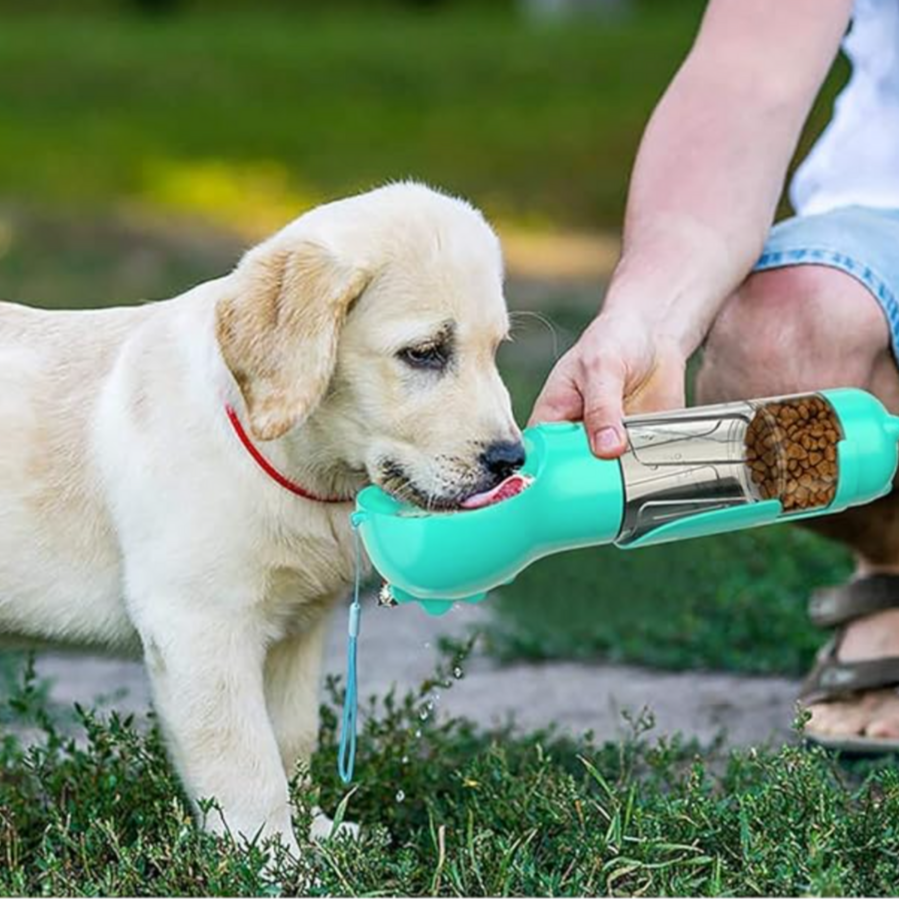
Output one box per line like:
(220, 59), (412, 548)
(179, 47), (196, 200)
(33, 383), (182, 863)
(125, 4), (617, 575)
(744, 394), (841, 512)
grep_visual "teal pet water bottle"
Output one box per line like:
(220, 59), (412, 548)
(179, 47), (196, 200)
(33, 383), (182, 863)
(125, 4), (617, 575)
(351, 389), (899, 616)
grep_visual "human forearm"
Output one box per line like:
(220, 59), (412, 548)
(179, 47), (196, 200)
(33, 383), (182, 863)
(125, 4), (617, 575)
(602, 0), (852, 354)
(531, 0), (852, 453)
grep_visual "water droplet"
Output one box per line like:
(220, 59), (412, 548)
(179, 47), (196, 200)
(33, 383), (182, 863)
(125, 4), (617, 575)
(395, 790), (405, 803)
(401, 755), (409, 765)
(414, 729), (422, 739)
(453, 666), (463, 679)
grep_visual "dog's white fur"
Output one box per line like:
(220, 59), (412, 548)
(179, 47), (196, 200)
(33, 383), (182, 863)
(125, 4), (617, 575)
(0, 183), (518, 853)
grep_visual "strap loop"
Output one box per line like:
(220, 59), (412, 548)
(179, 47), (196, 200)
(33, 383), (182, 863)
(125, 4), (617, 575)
(337, 519), (363, 783)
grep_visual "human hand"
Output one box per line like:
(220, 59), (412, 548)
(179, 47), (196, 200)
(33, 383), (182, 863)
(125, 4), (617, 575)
(528, 312), (688, 458)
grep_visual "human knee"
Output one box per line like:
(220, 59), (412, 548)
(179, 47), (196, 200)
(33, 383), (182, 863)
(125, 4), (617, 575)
(697, 266), (888, 403)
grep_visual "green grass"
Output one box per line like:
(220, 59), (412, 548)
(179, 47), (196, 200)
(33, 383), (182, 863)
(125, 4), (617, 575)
(0, 3), (844, 230)
(2, 653), (899, 897)
(484, 526), (850, 675)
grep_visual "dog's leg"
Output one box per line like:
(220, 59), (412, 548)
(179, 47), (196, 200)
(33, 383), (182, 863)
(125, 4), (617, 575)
(137, 603), (299, 856)
(264, 609), (356, 840)
(264, 612), (329, 778)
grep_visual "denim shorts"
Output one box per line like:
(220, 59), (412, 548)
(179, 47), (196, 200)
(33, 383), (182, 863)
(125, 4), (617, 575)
(753, 205), (899, 362)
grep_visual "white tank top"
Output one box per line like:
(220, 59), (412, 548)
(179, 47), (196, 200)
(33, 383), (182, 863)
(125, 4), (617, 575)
(790, 0), (899, 215)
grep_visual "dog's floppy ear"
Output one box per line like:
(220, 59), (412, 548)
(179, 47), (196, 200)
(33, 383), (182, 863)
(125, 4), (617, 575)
(216, 240), (371, 441)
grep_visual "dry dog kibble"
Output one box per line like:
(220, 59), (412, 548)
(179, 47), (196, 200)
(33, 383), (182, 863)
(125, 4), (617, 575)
(744, 395), (841, 512)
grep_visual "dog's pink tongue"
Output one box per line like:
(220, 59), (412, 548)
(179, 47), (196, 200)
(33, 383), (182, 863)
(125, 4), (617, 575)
(460, 474), (531, 510)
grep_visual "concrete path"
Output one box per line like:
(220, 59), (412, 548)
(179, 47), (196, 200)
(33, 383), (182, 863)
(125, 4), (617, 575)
(28, 595), (799, 750)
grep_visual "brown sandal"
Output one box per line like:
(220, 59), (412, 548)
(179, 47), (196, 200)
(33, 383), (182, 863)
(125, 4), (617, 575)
(801, 575), (899, 754)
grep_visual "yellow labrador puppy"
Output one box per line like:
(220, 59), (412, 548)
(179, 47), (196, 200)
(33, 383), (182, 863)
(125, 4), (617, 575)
(0, 182), (522, 854)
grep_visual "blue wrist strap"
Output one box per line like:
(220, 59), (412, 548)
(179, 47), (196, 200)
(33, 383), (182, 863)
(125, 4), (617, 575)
(337, 518), (363, 784)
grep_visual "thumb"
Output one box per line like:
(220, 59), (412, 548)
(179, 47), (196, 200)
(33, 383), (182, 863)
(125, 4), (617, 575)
(581, 360), (627, 458)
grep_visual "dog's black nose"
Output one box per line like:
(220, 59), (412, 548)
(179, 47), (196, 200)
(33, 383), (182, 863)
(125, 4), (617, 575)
(481, 440), (526, 481)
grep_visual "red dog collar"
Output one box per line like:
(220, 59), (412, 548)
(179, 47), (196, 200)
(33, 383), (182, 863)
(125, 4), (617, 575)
(225, 404), (352, 504)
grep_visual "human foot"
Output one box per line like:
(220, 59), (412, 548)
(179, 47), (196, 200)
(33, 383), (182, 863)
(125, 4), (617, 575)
(804, 597), (899, 745)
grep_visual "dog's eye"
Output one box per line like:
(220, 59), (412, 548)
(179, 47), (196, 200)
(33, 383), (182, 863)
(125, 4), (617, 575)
(398, 344), (449, 371)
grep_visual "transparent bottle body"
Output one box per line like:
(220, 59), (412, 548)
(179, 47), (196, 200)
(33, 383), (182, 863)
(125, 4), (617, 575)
(616, 393), (843, 546)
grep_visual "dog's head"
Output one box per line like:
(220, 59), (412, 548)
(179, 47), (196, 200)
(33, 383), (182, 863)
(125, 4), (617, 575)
(216, 182), (522, 509)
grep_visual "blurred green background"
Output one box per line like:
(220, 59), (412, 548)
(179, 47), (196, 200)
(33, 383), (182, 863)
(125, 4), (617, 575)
(0, 0), (853, 675)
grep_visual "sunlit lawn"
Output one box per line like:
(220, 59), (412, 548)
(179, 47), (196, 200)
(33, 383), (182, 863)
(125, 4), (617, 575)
(0, 2), (844, 233)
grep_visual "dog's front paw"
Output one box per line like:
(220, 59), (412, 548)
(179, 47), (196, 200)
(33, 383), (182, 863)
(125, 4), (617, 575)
(309, 806), (360, 842)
